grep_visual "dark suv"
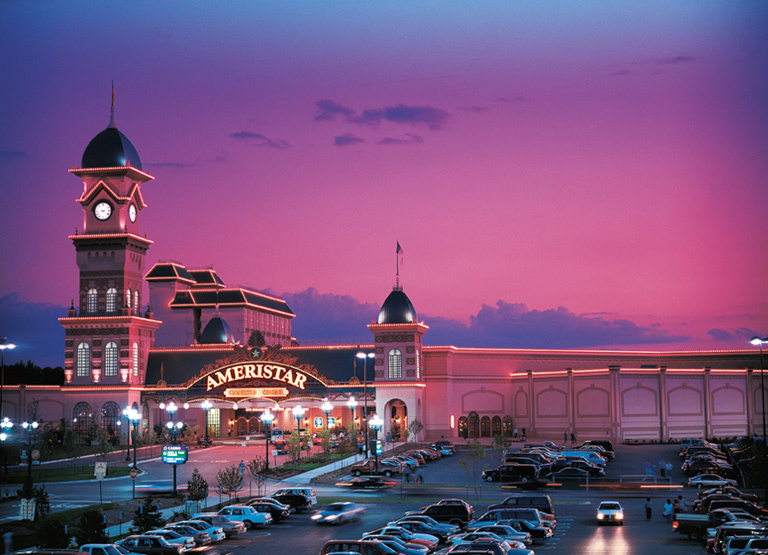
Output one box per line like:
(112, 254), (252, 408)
(488, 494), (555, 515)
(407, 500), (473, 528)
(481, 463), (539, 483)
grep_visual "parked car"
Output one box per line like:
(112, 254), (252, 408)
(596, 501), (624, 525)
(481, 463), (540, 483)
(173, 521), (225, 543)
(688, 473), (738, 489)
(310, 501), (366, 525)
(142, 531), (195, 553)
(472, 524), (532, 546)
(550, 467), (590, 481)
(162, 525), (210, 546)
(336, 476), (397, 489)
(696, 486), (759, 503)
(363, 526), (438, 550)
(393, 515), (461, 538)
(496, 518), (553, 540)
(116, 536), (182, 555)
(216, 505), (273, 527)
(190, 513), (247, 536)
(270, 492), (312, 513)
(271, 487), (318, 506)
(487, 494), (555, 515)
(245, 498), (292, 522)
(80, 545), (140, 555)
(361, 536), (427, 555)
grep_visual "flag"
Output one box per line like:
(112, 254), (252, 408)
(396, 241), (404, 266)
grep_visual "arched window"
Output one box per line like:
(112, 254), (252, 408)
(76, 343), (90, 377)
(106, 288), (118, 312)
(133, 342), (139, 377)
(87, 288), (98, 313)
(468, 411), (480, 438)
(388, 348), (402, 379)
(480, 415), (491, 437)
(104, 342), (118, 377)
(134, 290), (140, 315)
(126, 289), (131, 309)
(491, 416), (502, 437)
(416, 349), (420, 378)
(101, 401), (121, 442)
(73, 402), (94, 440)
(458, 416), (468, 439)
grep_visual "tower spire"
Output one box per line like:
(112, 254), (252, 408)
(108, 81), (117, 128)
(395, 241), (404, 290)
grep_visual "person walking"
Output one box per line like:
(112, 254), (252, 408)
(663, 499), (674, 522)
(659, 459), (666, 477)
(666, 460), (673, 478)
(645, 498), (653, 520)
(239, 460), (245, 477)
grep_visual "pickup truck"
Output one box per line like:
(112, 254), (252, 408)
(349, 459), (401, 477)
(672, 509), (745, 540)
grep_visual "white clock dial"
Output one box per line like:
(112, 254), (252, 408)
(129, 204), (137, 222)
(94, 201), (112, 221)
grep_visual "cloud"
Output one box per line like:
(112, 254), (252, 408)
(228, 131), (290, 149)
(353, 104), (450, 130)
(495, 96), (528, 104)
(146, 161), (194, 168)
(315, 99), (355, 121)
(377, 133), (424, 145)
(657, 55), (697, 65)
(334, 133), (364, 147)
(0, 293), (66, 368)
(0, 150), (26, 160)
(457, 105), (488, 112)
(707, 327), (760, 342)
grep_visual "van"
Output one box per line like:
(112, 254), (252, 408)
(466, 508), (552, 531)
(272, 487), (317, 506)
(710, 522), (768, 555)
(319, 539), (396, 555)
(481, 463), (539, 483)
(680, 438), (706, 449)
(559, 450), (606, 467)
(487, 494), (555, 515)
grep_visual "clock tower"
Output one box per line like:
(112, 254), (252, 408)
(59, 93), (161, 386)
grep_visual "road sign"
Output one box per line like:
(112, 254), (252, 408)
(161, 444), (189, 464)
(95, 461), (107, 480)
(31, 449), (40, 461)
(130, 468), (138, 479)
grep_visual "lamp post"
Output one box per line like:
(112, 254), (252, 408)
(0, 339), (16, 420)
(122, 408), (132, 461)
(369, 414), (383, 473)
(0, 417), (12, 478)
(127, 408), (141, 468)
(347, 395), (357, 425)
(201, 400), (212, 446)
(356, 352), (374, 455)
(21, 420), (39, 479)
(751, 336), (768, 440)
(260, 409), (274, 472)
(162, 401), (185, 494)
(321, 399), (333, 429)
(292, 406), (305, 462)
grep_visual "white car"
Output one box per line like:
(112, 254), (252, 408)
(217, 504), (273, 527)
(175, 520), (226, 542)
(688, 473), (738, 489)
(144, 530), (196, 552)
(311, 502), (366, 524)
(80, 544), (143, 555)
(448, 531), (524, 549)
(596, 501), (624, 525)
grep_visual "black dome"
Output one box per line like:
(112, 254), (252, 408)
(200, 316), (236, 344)
(377, 287), (417, 324)
(81, 127), (143, 170)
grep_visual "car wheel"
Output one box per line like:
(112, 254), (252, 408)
(354, 470), (362, 477)
(485, 475), (494, 482)
(384, 470), (393, 477)
(697, 483), (703, 489)
(521, 476), (529, 482)
(243, 520), (252, 528)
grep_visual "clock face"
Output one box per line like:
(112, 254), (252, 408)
(129, 204), (137, 222)
(94, 201), (112, 221)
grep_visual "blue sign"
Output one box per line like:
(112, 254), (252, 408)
(161, 444), (188, 464)
(376, 440), (382, 455)
(313, 417), (323, 428)
(328, 417), (336, 428)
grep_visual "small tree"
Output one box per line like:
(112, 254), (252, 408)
(76, 509), (107, 544)
(492, 433), (510, 459)
(408, 419), (424, 443)
(286, 430), (302, 467)
(458, 439), (486, 499)
(216, 464), (243, 503)
(130, 498), (166, 533)
(187, 468), (209, 513)
(315, 427), (332, 455)
(17, 478), (50, 518)
(36, 516), (70, 548)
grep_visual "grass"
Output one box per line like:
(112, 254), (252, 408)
(1, 464), (134, 484)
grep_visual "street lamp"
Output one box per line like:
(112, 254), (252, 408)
(321, 399), (333, 429)
(126, 408), (141, 468)
(751, 336), (768, 440)
(347, 395), (357, 424)
(0, 339), (16, 419)
(260, 409), (274, 472)
(21, 420), (39, 479)
(369, 414), (383, 473)
(163, 402), (184, 494)
(201, 400), (212, 446)
(292, 406), (305, 461)
(122, 408), (133, 461)
(356, 352), (374, 455)
(0, 417), (12, 478)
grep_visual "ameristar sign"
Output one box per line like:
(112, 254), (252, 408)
(205, 362), (312, 392)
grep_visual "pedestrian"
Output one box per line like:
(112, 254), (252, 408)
(564, 431), (568, 445)
(239, 460), (245, 476)
(651, 462), (657, 475)
(521, 428), (526, 441)
(673, 497), (680, 514)
(416, 468), (424, 484)
(666, 460), (672, 478)
(3, 531), (12, 555)
(663, 499), (673, 522)
(571, 432), (576, 445)
(677, 494), (687, 513)
(404, 466), (412, 483)
(645, 498), (653, 520)
(659, 459), (666, 477)
(645, 459), (652, 476)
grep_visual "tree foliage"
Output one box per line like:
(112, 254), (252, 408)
(76, 509), (108, 544)
(130, 498), (166, 533)
(216, 464), (243, 502)
(187, 468), (209, 512)
(408, 419), (424, 442)
(36, 516), (71, 548)
(246, 457), (267, 495)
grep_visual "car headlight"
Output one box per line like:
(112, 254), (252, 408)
(616, 513), (624, 520)
(326, 514), (338, 520)
(311, 514), (322, 520)
(597, 513), (604, 519)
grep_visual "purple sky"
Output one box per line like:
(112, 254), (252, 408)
(1, 2), (767, 367)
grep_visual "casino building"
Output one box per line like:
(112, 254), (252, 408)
(2, 105), (766, 446)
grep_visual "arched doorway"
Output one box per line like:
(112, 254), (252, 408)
(468, 411), (479, 438)
(491, 416), (502, 437)
(385, 399), (408, 441)
(458, 416), (468, 439)
(480, 416), (491, 437)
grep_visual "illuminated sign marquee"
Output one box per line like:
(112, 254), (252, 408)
(205, 362), (310, 392)
(224, 388), (289, 399)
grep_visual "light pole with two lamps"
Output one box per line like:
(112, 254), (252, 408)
(369, 414), (383, 473)
(260, 409), (274, 472)
(0, 339), (16, 420)
(161, 401), (186, 494)
(751, 336), (768, 440)
(356, 352), (374, 455)
(21, 420), (39, 479)
(292, 406), (305, 461)
(0, 417), (13, 478)
(322, 399), (333, 429)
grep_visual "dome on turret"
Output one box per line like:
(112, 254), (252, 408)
(200, 316), (236, 344)
(81, 126), (143, 170)
(377, 286), (417, 324)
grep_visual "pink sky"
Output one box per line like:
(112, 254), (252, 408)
(1, 2), (767, 366)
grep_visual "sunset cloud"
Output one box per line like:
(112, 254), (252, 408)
(334, 133), (364, 146)
(228, 131), (290, 149)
